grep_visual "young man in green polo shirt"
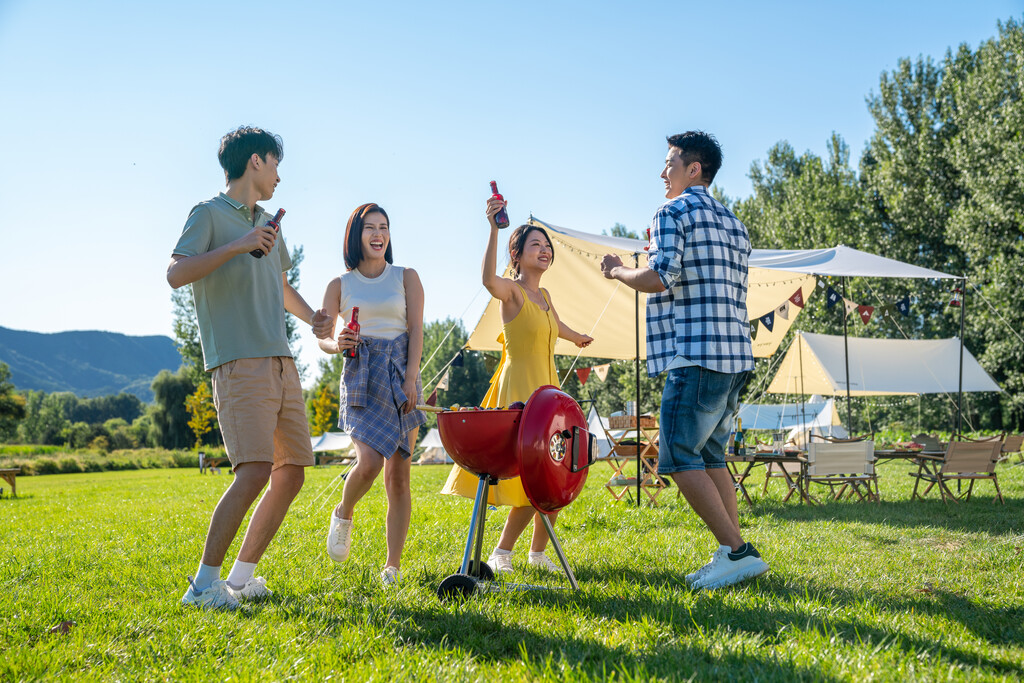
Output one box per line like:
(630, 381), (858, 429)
(167, 126), (333, 610)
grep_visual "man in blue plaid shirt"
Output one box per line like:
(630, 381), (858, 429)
(601, 131), (768, 590)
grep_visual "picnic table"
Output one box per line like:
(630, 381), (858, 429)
(726, 451), (814, 506)
(1, 467), (20, 497)
(872, 448), (944, 465)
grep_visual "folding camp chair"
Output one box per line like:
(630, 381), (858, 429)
(909, 439), (1004, 504)
(805, 435), (879, 503)
(997, 433), (1023, 464)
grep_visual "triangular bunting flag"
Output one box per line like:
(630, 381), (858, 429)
(750, 319), (759, 341)
(826, 286), (841, 309)
(425, 388), (438, 407)
(436, 369), (450, 390)
(576, 367), (591, 385)
(484, 354), (499, 374)
(896, 296), (911, 316)
(789, 288), (805, 308)
(817, 278), (827, 289)
(776, 301), (791, 321)
(594, 364), (610, 382)
(857, 305), (874, 325)
(844, 298), (858, 316)
(451, 350), (464, 367)
(759, 311), (775, 333)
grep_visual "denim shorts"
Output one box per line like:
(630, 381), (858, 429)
(658, 366), (749, 474)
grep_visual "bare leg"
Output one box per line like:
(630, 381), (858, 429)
(236, 464), (306, 563)
(382, 428), (416, 569)
(529, 510), (559, 552)
(200, 462), (272, 566)
(334, 438), (385, 520)
(495, 506), (536, 552)
(671, 469), (743, 550)
(707, 467), (741, 537)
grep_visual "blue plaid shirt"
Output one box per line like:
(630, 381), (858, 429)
(646, 186), (754, 376)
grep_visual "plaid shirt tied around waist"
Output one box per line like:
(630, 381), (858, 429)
(646, 186), (755, 376)
(339, 333), (425, 458)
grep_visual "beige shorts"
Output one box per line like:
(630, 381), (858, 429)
(211, 356), (315, 471)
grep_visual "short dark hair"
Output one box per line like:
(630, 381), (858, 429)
(343, 203), (393, 271)
(508, 224), (554, 278)
(218, 126), (284, 182)
(666, 131), (722, 184)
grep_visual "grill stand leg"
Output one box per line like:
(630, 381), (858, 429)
(460, 475), (491, 575)
(539, 513), (579, 591)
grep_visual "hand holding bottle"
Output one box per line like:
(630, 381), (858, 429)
(488, 181), (510, 228)
(251, 209), (285, 258)
(485, 196), (508, 230)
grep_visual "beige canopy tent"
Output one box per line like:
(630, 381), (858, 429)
(767, 332), (1001, 396)
(466, 217), (818, 360)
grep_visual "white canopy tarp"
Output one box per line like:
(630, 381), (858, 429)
(466, 218), (957, 361)
(766, 332), (1001, 396)
(737, 398), (840, 431)
(416, 428), (453, 464)
(310, 432), (352, 452)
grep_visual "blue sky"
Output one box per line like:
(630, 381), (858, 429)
(1, 0), (1019, 385)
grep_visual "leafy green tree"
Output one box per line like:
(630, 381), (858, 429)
(0, 362), (25, 442)
(61, 421), (93, 449)
(942, 17), (1024, 428)
(309, 384), (337, 436)
(184, 382), (217, 449)
(149, 369), (194, 449)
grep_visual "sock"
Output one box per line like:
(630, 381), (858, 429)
(226, 559), (257, 589)
(528, 551), (546, 558)
(491, 548), (512, 556)
(193, 563), (221, 593)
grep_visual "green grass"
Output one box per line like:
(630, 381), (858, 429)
(2, 461), (1023, 681)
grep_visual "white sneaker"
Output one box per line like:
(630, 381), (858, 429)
(181, 578), (240, 610)
(233, 576), (272, 601)
(691, 544), (769, 590)
(686, 545), (730, 586)
(528, 552), (561, 573)
(381, 566), (401, 587)
(327, 514), (353, 563)
(487, 551), (514, 574)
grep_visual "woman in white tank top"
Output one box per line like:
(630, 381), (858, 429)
(317, 203), (426, 586)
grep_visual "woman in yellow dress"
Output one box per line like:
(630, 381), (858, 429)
(441, 196), (593, 574)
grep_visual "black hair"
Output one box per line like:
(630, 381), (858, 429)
(217, 126), (284, 182)
(666, 131), (722, 184)
(508, 224), (554, 278)
(343, 203), (393, 271)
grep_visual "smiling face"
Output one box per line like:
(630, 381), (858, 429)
(515, 228), (554, 274)
(660, 147), (701, 199)
(360, 211), (390, 261)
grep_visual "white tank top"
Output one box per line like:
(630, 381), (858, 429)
(338, 263), (408, 340)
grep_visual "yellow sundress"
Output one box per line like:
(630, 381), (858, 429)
(440, 284), (558, 506)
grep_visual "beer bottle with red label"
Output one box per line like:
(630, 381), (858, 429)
(344, 307), (360, 358)
(251, 208), (286, 258)
(489, 181), (510, 229)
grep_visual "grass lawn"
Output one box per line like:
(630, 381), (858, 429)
(2, 459), (1023, 681)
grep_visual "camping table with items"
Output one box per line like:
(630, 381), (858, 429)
(872, 448), (944, 465)
(0, 467), (20, 497)
(601, 415), (667, 506)
(726, 452), (813, 506)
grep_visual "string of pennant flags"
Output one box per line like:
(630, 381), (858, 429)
(750, 277), (960, 340)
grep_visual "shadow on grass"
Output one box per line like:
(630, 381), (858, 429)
(384, 600), (835, 682)
(562, 569), (1024, 677)
(740, 494), (1024, 536)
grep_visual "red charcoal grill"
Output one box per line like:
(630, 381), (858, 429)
(425, 385), (597, 600)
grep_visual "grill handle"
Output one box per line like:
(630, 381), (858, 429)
(568, 427), (597, 473)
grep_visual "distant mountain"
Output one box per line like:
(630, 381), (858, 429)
(0, 326), (184, 403)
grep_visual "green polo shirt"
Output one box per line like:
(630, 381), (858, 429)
(173, 193), (293, 370)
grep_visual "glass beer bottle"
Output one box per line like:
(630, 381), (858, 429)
(489, 181), (510, 229)
(251, 208), (285, 258)
(344, 307), (360, 359)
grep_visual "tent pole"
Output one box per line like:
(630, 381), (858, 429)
(798, 331), (807, 440)
(634, 253), (642, 508)
(841, 277), (853, 432)
(957, 275), (966, 436)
